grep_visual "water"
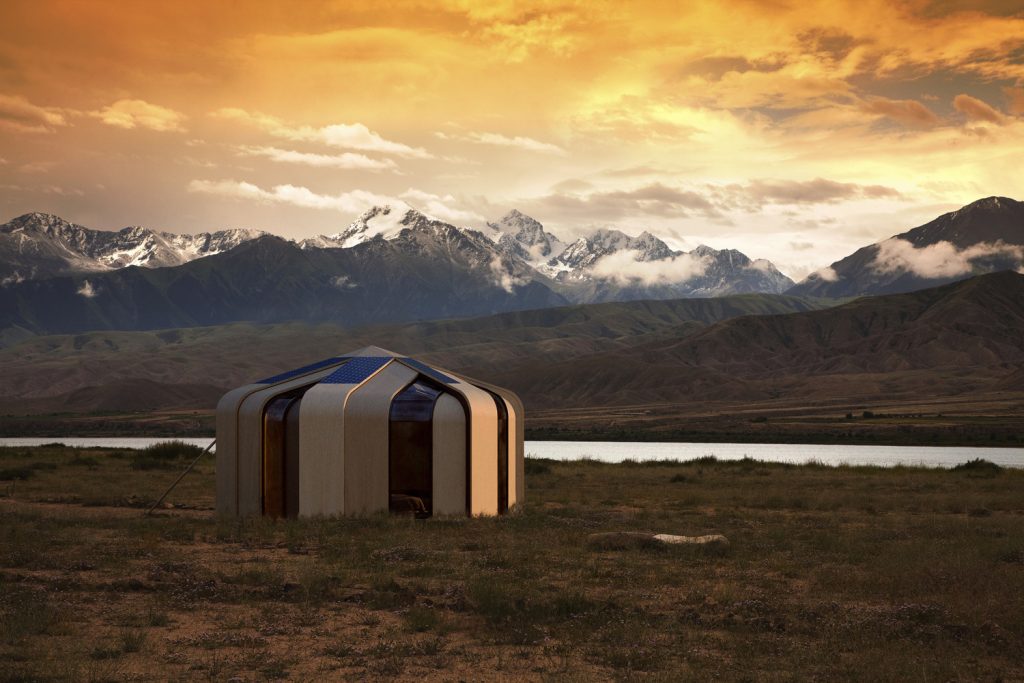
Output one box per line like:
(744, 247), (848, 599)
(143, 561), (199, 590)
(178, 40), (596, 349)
(1, 437), (1021, 469)
(528, 441), (1024, 469)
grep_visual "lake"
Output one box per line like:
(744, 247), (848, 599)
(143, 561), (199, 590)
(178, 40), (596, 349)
(1, 437), (1021, 469)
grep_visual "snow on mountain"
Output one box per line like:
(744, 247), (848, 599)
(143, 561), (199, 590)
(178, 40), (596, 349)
(0, 212), (268, 282)
(300, 203), (444, 250)
(0, 208), (794, 300)
(487, 209), (566, 264)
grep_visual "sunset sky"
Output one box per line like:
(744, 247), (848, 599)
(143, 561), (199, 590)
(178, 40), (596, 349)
(1, 0), (1022, 279)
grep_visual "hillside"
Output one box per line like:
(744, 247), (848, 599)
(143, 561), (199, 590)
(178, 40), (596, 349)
(789, 197), (1024, 298)
(503, 270), (1024, 408)
(0, 293), (831, 414)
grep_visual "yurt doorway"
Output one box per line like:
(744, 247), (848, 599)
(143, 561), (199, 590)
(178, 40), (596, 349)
(389, 379), (442, 518)
(262, 384), (314, 518)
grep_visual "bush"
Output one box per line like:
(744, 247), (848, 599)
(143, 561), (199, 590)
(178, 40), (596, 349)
(140, 441), (204, 460)
(130, 440), (205, 471)
(951, 459), (1003, 476)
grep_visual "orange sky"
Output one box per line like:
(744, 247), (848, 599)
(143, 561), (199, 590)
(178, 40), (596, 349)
(1, 0), (1023, 278)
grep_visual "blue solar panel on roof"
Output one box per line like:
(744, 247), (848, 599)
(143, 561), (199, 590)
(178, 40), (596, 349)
(400, 357), (458, 384)
(319, 356), (391, 384)
(256, 357), (348, 384)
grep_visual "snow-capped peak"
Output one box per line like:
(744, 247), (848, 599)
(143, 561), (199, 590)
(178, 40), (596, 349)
(487, 209), (565, 264)
(301, 203), (459, 250)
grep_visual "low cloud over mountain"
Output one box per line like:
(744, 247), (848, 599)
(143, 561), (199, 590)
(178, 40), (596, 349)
(789, 197), (1024, 297)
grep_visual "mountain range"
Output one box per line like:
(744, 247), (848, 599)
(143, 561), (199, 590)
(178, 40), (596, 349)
(0, 196), (1021, 340)
(0, 212), (266, 284)
(0, 205), (793, 340)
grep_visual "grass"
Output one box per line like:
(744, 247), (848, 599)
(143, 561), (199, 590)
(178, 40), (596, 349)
(0, 444), (1022, 680)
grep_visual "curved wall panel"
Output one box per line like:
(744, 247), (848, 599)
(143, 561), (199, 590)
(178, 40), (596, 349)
(431, 393), (467, 516)
(343, 362), (419, 516)
(298, 358), (392, 517)
(215, 356), (350, 517)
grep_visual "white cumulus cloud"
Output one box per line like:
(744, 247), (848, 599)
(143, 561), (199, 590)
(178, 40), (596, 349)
(399, 189), (484, 224)
(590, 250), (710, 285)
(488, 255), (530, 293)
(240, 145), (398, 171)
(872, 238), (1024, 278)
(807, 266), (839, 282)
(213, 108), (430, 158)
(187, 179), (393, 213)
(436, 130), (566, 155)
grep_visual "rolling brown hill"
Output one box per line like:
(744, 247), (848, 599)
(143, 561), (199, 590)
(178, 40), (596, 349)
(484, 270), (1024, 409)
(0, 293), (829, 414)
(0, 273), (1020, 436)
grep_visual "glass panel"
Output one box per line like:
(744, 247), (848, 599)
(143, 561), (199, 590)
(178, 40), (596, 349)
(261, 383), (316, 518)
(389, 380), (442, 517)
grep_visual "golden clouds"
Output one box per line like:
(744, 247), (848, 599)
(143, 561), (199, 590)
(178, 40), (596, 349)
(953, 94), (1009, 124)
(1, 0), (1023, 276)
(90, 99), (187, 132)
(0, 94), (67, 133)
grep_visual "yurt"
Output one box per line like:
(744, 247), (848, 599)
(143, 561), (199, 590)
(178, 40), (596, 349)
(216, 346), (524, 519)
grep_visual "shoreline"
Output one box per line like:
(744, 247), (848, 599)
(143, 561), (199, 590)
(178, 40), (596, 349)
(2, 442), (1021, 470)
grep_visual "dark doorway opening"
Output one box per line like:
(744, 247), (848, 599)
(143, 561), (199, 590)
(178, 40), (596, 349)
(262, 384), (315, 518)
(389, 379), (442, 518)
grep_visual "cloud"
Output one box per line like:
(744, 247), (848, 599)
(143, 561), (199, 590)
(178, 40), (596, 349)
(399, 188), (484, 224)
(739, 178), (903, 206)
(788, 241), (815, 251)
(953, 94), (1007, 125)
(1005, 87), (1024, 115)
(861, 97), (940, 126)
(90, 99), (187, 132)
(488, 255), (531, 293)
(0, 94), (68, 133)
(478, 13), (577, 63)
(240, 145), (398, 171)
(745, 258), (777, 274)
(590, 249), (710, 285)
(188, 179), (480, 225)
(872, 238), (1024, 278)
(188, 178), (393, 213)
(77, 280), (98, 298)
(213, 108), (430, 158)
(536, 183), (719, 221)
(808, 266), (839, 282)
(436, 130), (566, 154)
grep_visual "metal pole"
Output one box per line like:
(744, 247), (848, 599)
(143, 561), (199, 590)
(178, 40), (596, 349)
(145, 439), (216, 516)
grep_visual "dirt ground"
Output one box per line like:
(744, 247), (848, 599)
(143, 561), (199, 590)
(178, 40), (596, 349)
(2, 444), (1023, 681)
